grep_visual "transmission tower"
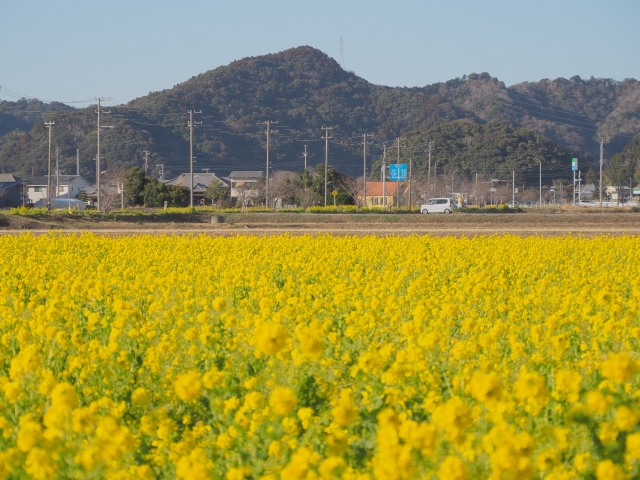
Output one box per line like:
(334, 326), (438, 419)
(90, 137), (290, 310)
(339, 37), (345, 69)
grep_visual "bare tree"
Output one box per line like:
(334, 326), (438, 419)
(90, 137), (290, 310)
(234, 181), (259, 212)
(100, 166), (126, 213)
(270, 171), (299, 209)
(339, 176), (365, 211)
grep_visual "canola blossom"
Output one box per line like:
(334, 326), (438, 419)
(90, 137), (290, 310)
(1, 233), (640, 479)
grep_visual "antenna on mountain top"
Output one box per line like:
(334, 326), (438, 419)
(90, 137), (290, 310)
(339, 37), (345, 69)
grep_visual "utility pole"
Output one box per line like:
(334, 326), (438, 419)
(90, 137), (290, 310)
(396, 137), (406, 208)
(76, 149), (80, 176)
(188, 110), (202, 208)
(157, 164), (164, 181)
(382, 145), (387, 210)
(55, 147), (60, 200)
(426, 140), (432, 200)
(303, 144), (308, 171)
(264, 121), (278, 208)
(537, 158), (542, 208)
(409, 157), (413, 210)
(475, 172), (478, 205)
(143, 150), (150, 176)
(95, 98), (113, 212)
(512, 170), (515, 207)
(44, 121), (55, 213)
(599, 137), (604, 207)
(322, 126), (333, 207)
(363, 133), (373, 207)
(578, 170), (582, 205)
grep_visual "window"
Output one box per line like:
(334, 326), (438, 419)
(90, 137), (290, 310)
(428, 199), (436, 205)
(372, 197), (378, 205)
(34, 187), (42, 193)
(437, 199), (447, 204)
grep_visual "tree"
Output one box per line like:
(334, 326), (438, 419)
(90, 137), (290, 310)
(204, 180), (227, 206)
(100, 167), (126, 213)
(168, 185), (189, 207)
(234, 181), (258, 212)
(585, 167), (598, 185)
(143, 178), (170, 207)
(338, 176), (365, 210)
(270, 171), (299, 209)
(310, 164), (348, 203)
(75, 190), (89, 203)
(123, 167), (147, 206)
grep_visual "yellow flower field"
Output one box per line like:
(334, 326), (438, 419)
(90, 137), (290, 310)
(1, 233), (640, 479)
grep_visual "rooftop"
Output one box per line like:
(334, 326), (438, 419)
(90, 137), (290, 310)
(23, 175), (87, 185)
(164, 173), (229, 191)
(227, 171), (263, 180)
(0, 174), (20, 184)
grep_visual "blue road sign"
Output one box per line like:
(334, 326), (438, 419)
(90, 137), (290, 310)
(389, 164), (407, 181)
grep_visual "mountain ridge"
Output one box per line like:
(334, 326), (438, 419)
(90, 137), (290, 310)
(0, 46), (638, 182)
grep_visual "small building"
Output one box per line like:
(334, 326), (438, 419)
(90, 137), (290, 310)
(223, 171), (263, 205)
(606, 185), (631, 203)
(0, 174), (26, 208)
(580, 184), (596, 202)
(23, 175), (91, 205)
(357, 181), (407, 207)
(164, 173), (229, 205)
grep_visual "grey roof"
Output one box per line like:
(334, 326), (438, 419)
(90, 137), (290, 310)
(164, 173), (229, 192)
(227, 171), (263, 180)
(0, 174), (19, 183)
(23, 175), (87, 186)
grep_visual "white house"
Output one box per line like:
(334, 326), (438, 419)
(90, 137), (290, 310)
(24, 175), (92, 205)
(223, 171), (263, 205)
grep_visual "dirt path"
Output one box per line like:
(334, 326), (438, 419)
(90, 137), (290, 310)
(2, 212), (639, 237)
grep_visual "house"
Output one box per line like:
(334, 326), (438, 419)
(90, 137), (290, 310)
(223, 171), (263, 205)
(0, 174), (26, 208)
(23, 175), (91, 205)
(580, 184), (596, 201)
(605, 185), (631, 203)
(357, 181), (408, 207)
(164, 173), (229, 205)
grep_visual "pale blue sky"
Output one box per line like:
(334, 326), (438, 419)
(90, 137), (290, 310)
(1, 0), (638, 106)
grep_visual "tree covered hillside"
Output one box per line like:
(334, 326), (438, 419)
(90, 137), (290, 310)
(0, 46), (638, 182)
(370, 122), (577, 187)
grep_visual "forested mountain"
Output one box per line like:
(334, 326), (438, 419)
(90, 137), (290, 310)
(0, 46), (638, 184)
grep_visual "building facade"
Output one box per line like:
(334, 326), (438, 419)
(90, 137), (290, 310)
(24, 176), (91, 205)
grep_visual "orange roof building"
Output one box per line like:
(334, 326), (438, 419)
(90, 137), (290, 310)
(357, 181), (408, 207)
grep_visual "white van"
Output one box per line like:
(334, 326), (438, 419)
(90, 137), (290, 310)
(420, 198), (454, 214)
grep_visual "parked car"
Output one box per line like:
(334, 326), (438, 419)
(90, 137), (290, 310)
(420, 198), (454, 214)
